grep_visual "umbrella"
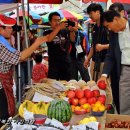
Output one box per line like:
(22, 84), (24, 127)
(82, 0), (108, 3)
(10, 10), (43, 25)
(42, 9), (83, 23)
(10, 10), (41, 19)
(112, 0), (130, 4)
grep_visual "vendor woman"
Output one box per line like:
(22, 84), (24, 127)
(0, 14), (48, 120)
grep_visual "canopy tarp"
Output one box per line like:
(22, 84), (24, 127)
(0, 4), (18, 13)
(0, 0), (16, 3)
(24, 0), (63, 4)
(82, 0), (108, 3)
(0, 0), (63, 4)
(112, 0), (130, 4)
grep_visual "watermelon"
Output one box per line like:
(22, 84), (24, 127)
(47, 99), (72, 123)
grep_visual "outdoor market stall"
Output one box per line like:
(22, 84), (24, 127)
(0, 79), (113, 130)
(1, 1), (130, 130)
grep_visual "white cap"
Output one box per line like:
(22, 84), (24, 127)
(43, 52), (48, 57)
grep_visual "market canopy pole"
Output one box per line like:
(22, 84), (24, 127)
(21, 0), (31, 85)
(16, 4), (22, 105)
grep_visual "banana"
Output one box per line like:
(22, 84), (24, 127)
(19, 103), (24, 118)
(44, 103), (50, 115)
(19, 100), (50, 117)
(33, 101), (46, 115)
(18, 100), (34, 117)
(25, 100), (34, 112)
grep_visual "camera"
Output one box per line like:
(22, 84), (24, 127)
(66, 19), (75, 27)
(12, 24), (22, 32)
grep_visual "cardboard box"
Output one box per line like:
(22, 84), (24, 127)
(105, 114), (130, 130)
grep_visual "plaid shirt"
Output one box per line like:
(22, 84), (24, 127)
(0, 43), (20, 88)
(0, 43), (20, 73)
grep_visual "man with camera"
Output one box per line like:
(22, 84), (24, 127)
(43, 12), (75, 81)
(68, 23), (90, 82)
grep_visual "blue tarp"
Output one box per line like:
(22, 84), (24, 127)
(0, 0), (15, 3)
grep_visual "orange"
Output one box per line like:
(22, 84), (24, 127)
(71, 105), (75, 112)
(99, 105), (106, 112)
(95, 101), (102, 108)
(86, 107), (91, 113)
(75, 106), (81, 111)
(81, 103), (91, 110)
(92, 106), (98, 112)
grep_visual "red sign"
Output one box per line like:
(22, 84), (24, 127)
(112, 0), (130, 4)
(82, 0), (107, 3)
(19, 0), (63, 4)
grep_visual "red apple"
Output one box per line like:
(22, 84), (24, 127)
(75, 89), (84, 99)
(88, 97), (97, 105)
(67, 90), (75, 99)
(97, 80), (106, 90)
(97, 95), (106, 104)
(100, 95), (106, 100)
(79, 97), (87, 105)
(71, 98), (79, 106)
(68, 98), (72, 105)
(84, 89), (94, 98)
(106, 104), (112, 110)
(92, 90), (100, 97)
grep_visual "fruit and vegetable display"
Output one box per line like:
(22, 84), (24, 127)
(18, 99), (72, 124)
(97, 80), (107, 90)
(19, 100), (50, 118)
(66, 85), (106, 115)
(79, 116), (97, 124)
(105, 119), (130, 128)
(5, 79), (113, 130)
(72, 116), (99, 130)
(24, 79), (67, 101)
(47, 99), (72, 123)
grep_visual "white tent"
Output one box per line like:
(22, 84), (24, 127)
(0, 4), (18, 13)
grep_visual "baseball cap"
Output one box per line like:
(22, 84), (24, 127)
(43, 52), (48, 57)
(0, 14), (16, 27)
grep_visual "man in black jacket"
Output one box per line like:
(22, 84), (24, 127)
(98, 10), (130, 115)
(106, 2), (126, 114)
(84, 3), (109, 81)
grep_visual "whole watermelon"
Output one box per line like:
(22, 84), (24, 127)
(47, 99), (72, 123)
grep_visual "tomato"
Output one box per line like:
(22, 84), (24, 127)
(75, 89), (84, 99)
(84, 89), (94, 98)
(92, 90), (100, 97)
(67, 90), (75, 99)
(79, 97), (87, 105)
(71, 98), (79, 106)
(97, 95), (106, 104)
(97, 80), (106, 90)
(87, 97), (97, 105)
